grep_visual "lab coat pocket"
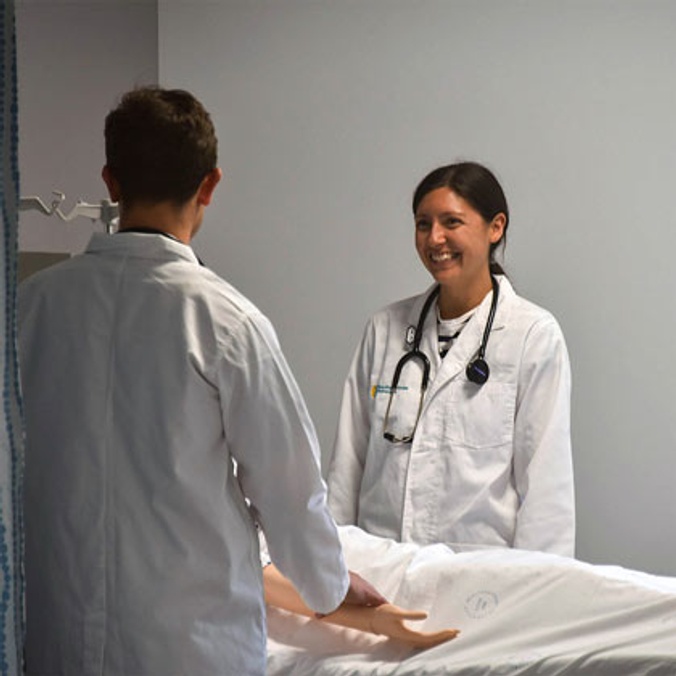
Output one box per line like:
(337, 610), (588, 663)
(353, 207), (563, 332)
(443, 381), (516, 449)
(371, 367), (425, 443)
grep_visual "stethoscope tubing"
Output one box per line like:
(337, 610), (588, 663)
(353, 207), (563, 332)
(383, 276), (499, 443)
(411, 275), (498, 365)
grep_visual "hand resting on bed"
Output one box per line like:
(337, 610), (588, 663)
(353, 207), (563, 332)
(263, 563), (459, 649)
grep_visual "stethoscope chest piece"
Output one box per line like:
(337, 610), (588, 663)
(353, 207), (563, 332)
(463, 275), (499, 385)
(466, 357), (490, 385)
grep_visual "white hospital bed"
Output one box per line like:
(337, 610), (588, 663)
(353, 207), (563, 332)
(266, 526), (676, 675)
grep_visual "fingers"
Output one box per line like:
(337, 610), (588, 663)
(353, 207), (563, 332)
(369, 604), (460, 648)
(404, 628), (460, 649)
(382, 607), (428, 621)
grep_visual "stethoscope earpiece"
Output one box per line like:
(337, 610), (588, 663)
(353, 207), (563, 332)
(466, 358), (490, 385)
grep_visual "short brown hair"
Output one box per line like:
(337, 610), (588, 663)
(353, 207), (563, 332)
(104, 86), (218, 205)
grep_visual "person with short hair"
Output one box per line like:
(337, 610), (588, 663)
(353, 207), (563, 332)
(19, 86), (384, 676)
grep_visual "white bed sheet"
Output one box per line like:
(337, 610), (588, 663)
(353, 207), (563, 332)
(266, 526), (676, 675)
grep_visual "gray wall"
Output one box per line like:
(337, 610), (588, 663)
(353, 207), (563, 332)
(17, 0), (158, 253)
(16, 1), (676, 576)
(159, 0), (676, 576)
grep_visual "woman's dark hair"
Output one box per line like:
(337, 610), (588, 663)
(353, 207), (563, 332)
(412, 162), (509, 275)
(104, 86), (218, 206)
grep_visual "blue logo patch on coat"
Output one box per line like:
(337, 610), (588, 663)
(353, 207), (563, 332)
(371, 384), (409, 398)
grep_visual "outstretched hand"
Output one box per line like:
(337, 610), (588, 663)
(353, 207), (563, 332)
(263, 563), (459, 650)
(367, 603), (460, 648)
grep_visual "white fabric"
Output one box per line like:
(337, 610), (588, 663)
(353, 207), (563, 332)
(436, 305), (472, 356)
(328, 276), (575, 555)
(19, 232), (348, 676)
(267, 526), (676, 676)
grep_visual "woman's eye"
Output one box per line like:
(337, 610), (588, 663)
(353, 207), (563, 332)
(415, 220), (431, 231)
(443, 218), (461, 229)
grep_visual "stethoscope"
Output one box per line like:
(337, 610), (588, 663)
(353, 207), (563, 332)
(383, 275), (499, 443)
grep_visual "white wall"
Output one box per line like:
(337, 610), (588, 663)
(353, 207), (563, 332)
(16, 1), (676, 577)
(17, 0), (158, 253)
(159, 0), (676, 576)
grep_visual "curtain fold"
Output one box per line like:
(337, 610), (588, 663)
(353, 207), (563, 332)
(0, 0), (24, 673)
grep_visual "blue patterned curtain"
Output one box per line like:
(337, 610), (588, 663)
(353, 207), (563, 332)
(0, 0), (24, 673)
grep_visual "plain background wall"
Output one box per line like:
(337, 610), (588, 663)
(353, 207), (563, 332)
(159, 0), (676, 576)
(15, 1), (676, 576)
(17, 0), (158, 253)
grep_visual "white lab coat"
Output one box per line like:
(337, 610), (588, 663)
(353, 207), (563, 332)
(327, 276), (575, 556)
(19, 232), (348, 676)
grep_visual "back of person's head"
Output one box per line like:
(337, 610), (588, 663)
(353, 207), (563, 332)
(104, 86), (218, 206)
(412, 162), (509, 275)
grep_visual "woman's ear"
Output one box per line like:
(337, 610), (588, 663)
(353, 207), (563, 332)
(489, 213), (507, 244)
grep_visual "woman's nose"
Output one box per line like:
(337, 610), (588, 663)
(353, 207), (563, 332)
(429, 221), (446, 244)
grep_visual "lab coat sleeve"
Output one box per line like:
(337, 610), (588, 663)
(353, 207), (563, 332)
(513, 315), (575, 557)
(327, 319), (376, 525)
(218, 312), (349, 615)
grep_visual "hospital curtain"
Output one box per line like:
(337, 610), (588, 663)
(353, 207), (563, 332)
(0, 0), (24, 674)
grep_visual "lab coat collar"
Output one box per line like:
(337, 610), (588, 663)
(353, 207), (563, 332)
(405, 275), (512, 338)
(85, 231), (201, 266)
(406, 276), (513, 399)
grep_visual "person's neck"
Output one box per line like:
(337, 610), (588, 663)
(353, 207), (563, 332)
(437, 273), (493, 320)
(117, 200), (200, 244)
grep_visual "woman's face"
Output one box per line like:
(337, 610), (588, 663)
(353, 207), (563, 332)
(414, 187), (505, 291)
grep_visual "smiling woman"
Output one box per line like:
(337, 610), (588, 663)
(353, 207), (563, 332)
(413, 164), (508, 319)
(327, 161), (575, 557)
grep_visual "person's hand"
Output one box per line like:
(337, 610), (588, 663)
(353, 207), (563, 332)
(369, 603), (460, 648)
(343, 571), (388, 607)
(313, 571), (386, 619)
